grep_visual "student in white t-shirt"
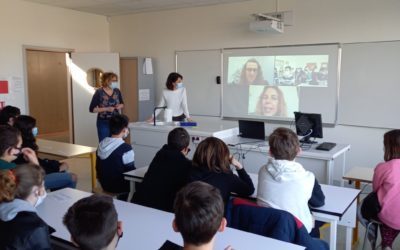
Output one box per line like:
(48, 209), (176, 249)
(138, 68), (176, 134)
(148, 72), (193, 122)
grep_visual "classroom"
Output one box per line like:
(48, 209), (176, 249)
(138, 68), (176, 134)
(1, 0), (400, 249)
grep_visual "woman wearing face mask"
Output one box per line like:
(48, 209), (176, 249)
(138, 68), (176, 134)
(89, 72), (124, 142)
(148, 72), (193, 122)
(13, 115), (77, 190)
(0, 164), (53, 249)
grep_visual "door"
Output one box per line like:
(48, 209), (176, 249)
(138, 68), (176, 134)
(71, 53), (119, 147)
(26, 49), (71, 142)
(120, 58), (138, 122)
(176, 50), (221, 116)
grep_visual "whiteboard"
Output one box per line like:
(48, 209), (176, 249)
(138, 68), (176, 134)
(339, 41), (400, 129)
(176, 50), (221, 116)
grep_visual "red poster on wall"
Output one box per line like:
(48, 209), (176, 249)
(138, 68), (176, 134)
(0, 81), (9, 94)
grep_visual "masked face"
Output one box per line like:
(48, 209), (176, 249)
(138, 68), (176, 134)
(110, 81), (118, 89)
(122, 128), (129, 139)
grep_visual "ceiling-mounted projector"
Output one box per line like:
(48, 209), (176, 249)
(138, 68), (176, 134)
(250, 13), (284, 34)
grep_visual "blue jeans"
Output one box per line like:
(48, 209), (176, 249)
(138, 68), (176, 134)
(45, 172), (76, 190)
(97, 119), (110, 142)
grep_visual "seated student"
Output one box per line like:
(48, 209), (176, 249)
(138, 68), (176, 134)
(96, 114), (135, 193)
(63, 194), (123, 250)
(0, 164), (53, 249)
(159, 181), (229, 250)
(0, 105), (21, 126)
(132, 127), (191, 212)
(13, 115), (77, 190)
(189, 137), (254, 206)
(0, 125), (39, 170)
(257, 127), (325, 235)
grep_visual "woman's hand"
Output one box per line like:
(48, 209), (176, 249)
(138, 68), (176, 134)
(115, 104), (124, 110)
(229, 155), (243, 170)
(186, 117), (194, 122)
(21, 148), (39, 165)
(146, 117), (154, 123)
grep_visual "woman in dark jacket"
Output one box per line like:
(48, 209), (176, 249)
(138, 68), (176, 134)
(0, 164), (53, 249)
(189, 137), (255, 205)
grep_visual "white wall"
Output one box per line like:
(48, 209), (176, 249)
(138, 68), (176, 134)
(0, 0), (110, 113)
(110, 0), (400, 181)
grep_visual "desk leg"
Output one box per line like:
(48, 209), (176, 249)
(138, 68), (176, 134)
(330, 219), (338, 250)
(341, 152), (347, 187)
(326, 160), (334, 185)
(90, 152), (96, 191)
(352, 180), (361, 245)
(127, 180), (135, 202)
(346, 225), (353, 250)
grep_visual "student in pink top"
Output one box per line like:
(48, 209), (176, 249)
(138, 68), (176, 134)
(373, 129), (400, 250)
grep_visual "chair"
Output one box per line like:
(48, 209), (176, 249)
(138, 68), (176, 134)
(362, 219), (382, 250)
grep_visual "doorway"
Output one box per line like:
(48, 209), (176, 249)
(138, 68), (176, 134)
(25, 49), (72, 143)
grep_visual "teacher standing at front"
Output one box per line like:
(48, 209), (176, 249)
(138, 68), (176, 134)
(149, 72), (192, 122)
(89, 72), (124, 142)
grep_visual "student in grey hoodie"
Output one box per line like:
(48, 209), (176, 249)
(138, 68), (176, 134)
(0, 164), (53, 249)
(257, 127), (325, 235)
(96, 114), (135, 194)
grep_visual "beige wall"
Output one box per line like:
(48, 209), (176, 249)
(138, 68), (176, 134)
(109, 0), (400, 181)
(0, 0), (110, 113)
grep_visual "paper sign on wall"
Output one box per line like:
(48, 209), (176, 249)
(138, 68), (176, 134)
(143, 58), (153, 75)
(139, 89), (150, 101)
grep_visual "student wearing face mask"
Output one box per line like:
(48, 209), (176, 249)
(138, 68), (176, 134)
(0, 164), (54, 249)
(89, 72), (125, 142)
(13, 115), (77, 190)
(96, 114), (135, 197)
(148, 72), (193, 122)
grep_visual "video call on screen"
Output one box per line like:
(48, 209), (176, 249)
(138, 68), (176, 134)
(225, 55), (329, 119)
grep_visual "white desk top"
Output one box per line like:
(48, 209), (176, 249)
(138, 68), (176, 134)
(37, 139), (96, 158)
(37, 188), (304, 250)
(246, 173), (360, 218)
(129, 116), (238, 138)
(124, 167), (148, 180)
(224, 137), (351, 161)
(343, 166), (374, 183)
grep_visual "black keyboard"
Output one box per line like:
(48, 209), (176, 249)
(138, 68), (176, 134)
(316, 142), (336, 151)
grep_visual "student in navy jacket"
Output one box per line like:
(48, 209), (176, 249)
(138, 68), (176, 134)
(96, 114), (135, 194)
(132, 128), (192, 212)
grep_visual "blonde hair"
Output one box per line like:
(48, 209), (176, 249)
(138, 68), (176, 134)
(101, 72), (118, 88)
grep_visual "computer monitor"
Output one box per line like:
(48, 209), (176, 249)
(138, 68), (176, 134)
(238, 120), (265, 140)
(294, 112), (323, 144)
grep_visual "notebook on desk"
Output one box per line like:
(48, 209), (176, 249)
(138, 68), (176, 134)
(226, 120), (266, 146)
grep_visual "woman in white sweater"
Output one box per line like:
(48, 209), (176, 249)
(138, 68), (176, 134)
(149, 72), (192, 122)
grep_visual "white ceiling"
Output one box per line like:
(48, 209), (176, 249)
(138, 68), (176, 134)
(23, 0), (251, 16)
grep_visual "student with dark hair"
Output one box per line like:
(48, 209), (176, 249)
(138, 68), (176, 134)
(132, 127), (192, 212)
(63, 194), (123, 250)
(190, 137), (254, 206)
(0, 105), (21, 126)
(0, 125), (39, 170)
(96, 114), (135, 194)
(148, 72), (192, 122)
(89, 72), (124, 142)
(257, 127), (325, 235)
(0, 164), (53, 249)
(13, 115), (77, 190)
(160, 181), (228, 250)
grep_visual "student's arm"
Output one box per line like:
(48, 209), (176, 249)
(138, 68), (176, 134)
(233, 168), (255, 196)
(122, 149), (136, 171)
(308, 178), (325, 207)
(28, 226), (52, 250)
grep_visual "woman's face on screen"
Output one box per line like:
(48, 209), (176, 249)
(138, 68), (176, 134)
(261, 88), (279, 116)
(245, 62), (259, 84)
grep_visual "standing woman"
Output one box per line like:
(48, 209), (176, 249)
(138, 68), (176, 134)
(149, 72), (192, 122)
(0, 164), (53, 249)
(89, 72), (124, 142)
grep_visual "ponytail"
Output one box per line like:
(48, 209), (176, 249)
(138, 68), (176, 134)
(0, 164), (45, 202)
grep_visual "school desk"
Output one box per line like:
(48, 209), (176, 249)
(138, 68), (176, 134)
(36, 139), (97, 190)
(124, 168), (360, 250)
(36, 188), (305, 250)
